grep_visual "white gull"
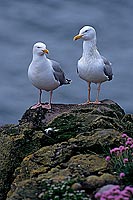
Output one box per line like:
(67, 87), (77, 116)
(73, 25), (113, 104)
(28, 42), (71, 109)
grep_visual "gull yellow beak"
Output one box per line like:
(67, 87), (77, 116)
(73, 34), (83, 41)
(42, 49), (49, 54)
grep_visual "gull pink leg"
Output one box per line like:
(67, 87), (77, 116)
(94, 83), (101, 104)
(31, 89), (43, 109)
(87, 82), (91, 103)
(41, 90), (52, 109)
(86, 82), (94, 104)
(50, 90), (53, 106)
(80, 82), (93, 105)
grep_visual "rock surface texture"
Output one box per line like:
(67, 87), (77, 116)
(0, 100), (133, 200)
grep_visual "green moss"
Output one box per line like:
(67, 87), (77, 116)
(45, 113), (83, 145)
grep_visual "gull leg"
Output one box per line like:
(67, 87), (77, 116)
(94, 83), (101, 104)
(41, 90), (52, 109)
(39, 89), (42, 104)
(80, 82), (92, 105)
(49, 90), (53, 106)
(31, 89), (43, 109)
(87, 82), (91, 103)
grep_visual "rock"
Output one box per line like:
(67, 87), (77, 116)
(100, 173), (118, 184)
(96, 184), (116, 194)
(0, 125), (43, 200)
(0, 100), (132, 200)
(71, 183), (82, 190)
(83, 173), (118, 191)
(6, 129), (121, 199)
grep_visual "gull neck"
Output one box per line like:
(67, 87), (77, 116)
(33, 53), (47, 61)
(82, 37), (100, 59)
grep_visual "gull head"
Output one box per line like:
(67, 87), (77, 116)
(73, 26), (96, 41)
(33, 42), (49, 56)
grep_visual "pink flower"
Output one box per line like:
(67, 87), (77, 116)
(127, 137), (133, 142)
(125, 137), (133, 146)
(125, 186), (133, 194)
(122, 133), (128, 138)
(126, 140), (132, 145)
(110, 149), (114, 154)
(112, 189), (121, 195)
(115, 196), (127, 200)
(123, 158), (128, 163)
(120, 198), (130, 200)
(111, 186), (120, 194)
(100, 197), (106, 200)
(95, 185), (133, 200)
(105, 156), (111, 161)
(95, 192), (101, 198)
(119, 172), (125, 178)
(107, 195), (115, 199)
(111, 185), (120, 191)
(130, 144), (133, 148)
(121, 190), (131, 198)
(114, 147), (120, 152)
(110, 148), (120, 154)
(125, 147), (129, 151)
(119, 145), (125, 153)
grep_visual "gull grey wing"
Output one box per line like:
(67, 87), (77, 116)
(102, 56), (113, 81)
(51, 60), (68, 85)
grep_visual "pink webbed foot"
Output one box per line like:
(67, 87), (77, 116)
(41, 103), (51, 109)
(31, 103), (42, 109)
(31, 103), (51, 110)
(79, 100), (102, 105)
(78, 101), (93, 105)
(92, 100), (101, 104)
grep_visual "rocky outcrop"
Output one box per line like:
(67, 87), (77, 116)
(0, 100), (133, 200)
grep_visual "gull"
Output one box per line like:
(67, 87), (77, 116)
(73, 26), (113, 104)
(28, 42), (71, 109)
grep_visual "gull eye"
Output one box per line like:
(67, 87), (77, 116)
(84, 30), (88, 33)
(37, 46), (41, 48)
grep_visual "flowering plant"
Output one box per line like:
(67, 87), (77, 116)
(95, 185), (133, 200)
(105, 133), (133, 185)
